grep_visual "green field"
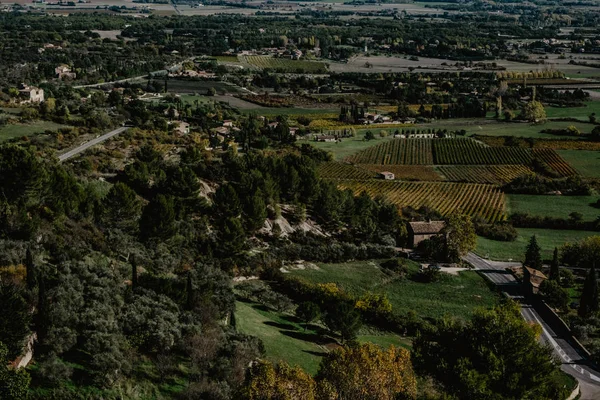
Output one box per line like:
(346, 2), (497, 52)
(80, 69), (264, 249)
(422, 119), (594, 138)
(213, 55), (239, 63)
(0, 120), (67, 141)
(507, 194), (600, 220)
(475, 228), (598, 261)
(308, 132), (394, 160)
(243, 56), (328, 73)
(556, 149), (600, 178)
(243, 107), (338, 116)
(544, 101), (600, 120)
(165, 79), (241, 94)
(235, 300), (410, 374)
(289, 260), (498, 320)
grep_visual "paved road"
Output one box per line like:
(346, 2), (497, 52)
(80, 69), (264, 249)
(464, 252), (600, 399)
(58, 127), (129, 162)
(520, 303), (600, 391)
(463, 253), (521, 290)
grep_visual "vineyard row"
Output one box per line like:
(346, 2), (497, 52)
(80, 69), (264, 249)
(336, 179), (506, 223)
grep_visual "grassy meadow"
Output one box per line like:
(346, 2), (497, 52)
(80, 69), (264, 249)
(475, 228), (598, 261)
(289, 260), (498, 320)
(506, 194), (600, 220)
(235, 299), (411, 374)
(308, 132), (395, 160)
(0, 120), (68, 142)
(544, 101), (600, 120)
(556, 149), (600, 178)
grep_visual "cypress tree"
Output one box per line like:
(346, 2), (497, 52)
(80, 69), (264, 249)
(549, 247), (560, 281)
(36, 274), (48, 342)
(579, 265), (599, 318)
(25, 247), (36, 290)
(131, 254), (138, 292)
(186, 272), (194, 311)
(525, 235), (543, 270)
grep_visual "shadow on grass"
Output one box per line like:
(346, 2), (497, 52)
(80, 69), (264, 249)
(280, 330), (333, 346)
(264, 321), (296, 330)
(252, 304), (272, 312)
(302, 350), (328, 358)
(281, 314), (303, 324)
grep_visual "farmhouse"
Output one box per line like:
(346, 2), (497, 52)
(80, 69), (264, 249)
(18, 84), (44, 103)
(171, 121), (190, 135)
(379, 171), (395, 180)
(522, 267), (547, 295)
(315, 135), (336, 142)
(55, 64), (76, 80)
(407, 220), (445, 248)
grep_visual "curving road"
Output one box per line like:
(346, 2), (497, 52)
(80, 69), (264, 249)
(58, 126), (129, 162)
(464, 252), (600, 399)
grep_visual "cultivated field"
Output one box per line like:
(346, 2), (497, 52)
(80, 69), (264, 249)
(432, 139), (532, 165)
(345, 138), (434, 165)
(164, 79), (241, 94)
(477, 135), (600, 150)
(242, 56), (328, 73)
(317, 162), (377, 180)
(359, 165), (443, 181)
(437, 165), (532, 184)
(342, 138), (576, 177)
(532, 148), (579, 176)
(336, 180), (506, 222)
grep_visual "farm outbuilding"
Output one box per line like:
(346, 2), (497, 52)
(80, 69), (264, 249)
(407, 220), (445, 248)
(379, 171), (395, 180)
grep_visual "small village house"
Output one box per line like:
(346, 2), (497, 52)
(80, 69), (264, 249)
(407, 220), (445, 248)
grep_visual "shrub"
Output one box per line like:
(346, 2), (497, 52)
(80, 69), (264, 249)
(380, 258), (409, 276)
(476, 223), (518, 242)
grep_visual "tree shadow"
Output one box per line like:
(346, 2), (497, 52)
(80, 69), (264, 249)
(263, 321), (295, 330)
(302, 350), (328, 357)
(281, 314), (303, 324)
(280, 330), (332, 345)
(252, 304), (271, 312)
(305, 323), (329, 335)
(237, 297), (254, 304)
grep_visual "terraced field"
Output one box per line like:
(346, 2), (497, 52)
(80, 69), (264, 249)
(336, 180), (506, 222)
(437, 165), (532, 184)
